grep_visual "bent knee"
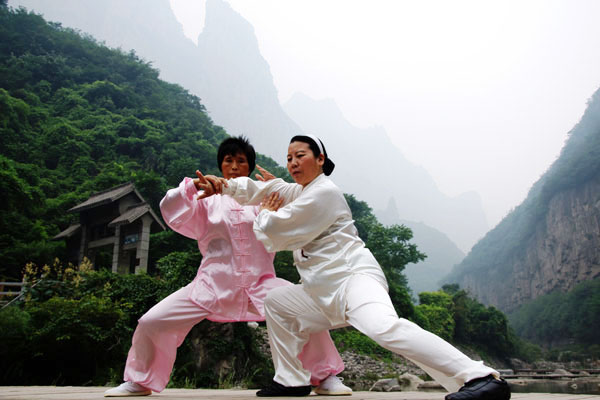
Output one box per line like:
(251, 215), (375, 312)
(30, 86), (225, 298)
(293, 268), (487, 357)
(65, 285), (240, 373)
(264, 285), (293, 308)
(137, 314), (153, 328)
(361, 315), (398, 338)
(137, 312), (162, 332)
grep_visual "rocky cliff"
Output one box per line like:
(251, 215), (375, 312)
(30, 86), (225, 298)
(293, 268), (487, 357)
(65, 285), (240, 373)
(446, 87), (600, 313)
(195, 0), (302, 160)
(460, 174), (600, 312)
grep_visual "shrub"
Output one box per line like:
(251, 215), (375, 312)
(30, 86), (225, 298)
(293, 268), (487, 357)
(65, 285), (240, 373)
(331, 327), (394, 361)
(0, 295), (130, 385)
(0, 306), (33, 384)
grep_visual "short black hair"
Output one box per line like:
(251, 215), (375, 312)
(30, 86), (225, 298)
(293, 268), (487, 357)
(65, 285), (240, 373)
(217, 136), (256, 176)
(290, 135), (335, 176)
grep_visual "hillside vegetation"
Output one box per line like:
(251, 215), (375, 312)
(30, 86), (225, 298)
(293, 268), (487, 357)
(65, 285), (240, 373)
(0, 4), (289, 279)
(509, 279), (600, 359)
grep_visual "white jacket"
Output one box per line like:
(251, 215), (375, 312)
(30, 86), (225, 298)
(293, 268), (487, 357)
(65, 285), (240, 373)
(223, 173), (387, 325)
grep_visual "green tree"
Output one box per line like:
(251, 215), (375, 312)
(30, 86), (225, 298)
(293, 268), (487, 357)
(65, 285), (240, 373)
(444, 286), (515, 358)
(345, 194), (425, 318)
(415, 291), (455, 340)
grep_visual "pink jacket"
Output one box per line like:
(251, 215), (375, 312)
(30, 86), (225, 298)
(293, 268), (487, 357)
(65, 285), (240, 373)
(159, 177), (290, 322)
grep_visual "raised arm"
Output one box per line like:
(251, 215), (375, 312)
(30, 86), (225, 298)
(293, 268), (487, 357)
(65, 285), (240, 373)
(222, 176), (301, 206)
(160, 177), (209, 240)
(194, 167), (300, 204)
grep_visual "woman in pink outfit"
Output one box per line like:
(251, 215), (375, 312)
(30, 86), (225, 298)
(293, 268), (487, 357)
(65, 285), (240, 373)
(104, 137), (347, 397)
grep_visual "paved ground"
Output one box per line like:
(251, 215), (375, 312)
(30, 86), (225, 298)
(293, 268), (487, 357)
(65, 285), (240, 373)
(0, 387), (599, 400)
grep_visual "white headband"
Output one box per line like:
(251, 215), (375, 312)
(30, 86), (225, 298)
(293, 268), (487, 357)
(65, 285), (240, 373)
(304, 134), (324, 155)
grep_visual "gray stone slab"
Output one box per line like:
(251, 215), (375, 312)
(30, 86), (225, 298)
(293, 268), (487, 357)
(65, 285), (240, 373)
(0, 387), (599, 400)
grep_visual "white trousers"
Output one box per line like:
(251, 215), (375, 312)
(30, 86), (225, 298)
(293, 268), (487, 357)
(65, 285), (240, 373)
(264, 274), (498, 392)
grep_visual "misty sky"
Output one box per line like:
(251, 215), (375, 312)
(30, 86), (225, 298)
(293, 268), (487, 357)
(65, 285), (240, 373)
(174, 1), (600, 226)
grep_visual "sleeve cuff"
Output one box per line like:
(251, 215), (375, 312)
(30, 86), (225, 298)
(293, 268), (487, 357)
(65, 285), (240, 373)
(253, 210), (276, 252)
(182, 177), (200, 201)
(222, 178), (238, 197)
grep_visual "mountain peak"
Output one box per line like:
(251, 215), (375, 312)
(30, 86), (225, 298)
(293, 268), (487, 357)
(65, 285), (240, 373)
(203, 0), (256, 43)
(286, 93), (350, 129)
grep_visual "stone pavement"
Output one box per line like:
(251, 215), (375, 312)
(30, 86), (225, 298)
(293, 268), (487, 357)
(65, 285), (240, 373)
(1, 387), (599, 400)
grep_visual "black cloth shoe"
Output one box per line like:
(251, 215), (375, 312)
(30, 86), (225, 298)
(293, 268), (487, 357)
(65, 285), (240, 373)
(256, 380), (311, 397)
(445, 374), (511, 400)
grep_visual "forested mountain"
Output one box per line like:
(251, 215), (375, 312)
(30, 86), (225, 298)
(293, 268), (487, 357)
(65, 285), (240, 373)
(8, 0), (301, 167)
(0, 5), (287, 280)
(8, 0), (201, 94)
(444, 86), (600, 319)
(9, 0), (489, 253)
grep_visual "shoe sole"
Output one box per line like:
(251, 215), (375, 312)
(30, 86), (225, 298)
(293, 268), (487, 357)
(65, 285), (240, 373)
(313, 389), (353, 396)
(104, 391), (152, 397)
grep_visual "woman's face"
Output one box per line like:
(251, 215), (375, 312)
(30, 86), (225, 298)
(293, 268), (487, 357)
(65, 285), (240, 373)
(221, 152), (250, 179)
(287, 141), (324, 186)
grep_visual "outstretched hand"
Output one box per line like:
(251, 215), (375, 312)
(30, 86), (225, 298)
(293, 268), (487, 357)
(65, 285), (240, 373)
(255, 165), (276, 181)
(194, 170), (228, 200)
(260, 192), (284, 212)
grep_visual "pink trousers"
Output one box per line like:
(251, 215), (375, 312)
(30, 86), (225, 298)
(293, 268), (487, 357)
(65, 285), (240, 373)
(123, 283), (344, 392)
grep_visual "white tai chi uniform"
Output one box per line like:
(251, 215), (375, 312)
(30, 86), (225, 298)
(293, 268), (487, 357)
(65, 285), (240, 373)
(222, 174), (499, 392)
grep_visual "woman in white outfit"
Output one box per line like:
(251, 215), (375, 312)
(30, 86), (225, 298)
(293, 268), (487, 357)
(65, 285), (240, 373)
(197, 135), (510, 400)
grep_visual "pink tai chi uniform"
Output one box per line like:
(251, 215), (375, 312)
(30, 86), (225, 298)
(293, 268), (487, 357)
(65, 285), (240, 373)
(122, 177), (344, 392)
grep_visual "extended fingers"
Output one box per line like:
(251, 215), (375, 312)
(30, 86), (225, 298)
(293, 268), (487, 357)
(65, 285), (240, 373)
(204, 176), (229, 194)
(263, 192), (283, 211)
(195, 170), (208, 183)
(194, 170), (208, 191)
(204, 176), (220, 193)
(275, 196), (284, 209)
(256, 165), (275, 181)
(195, 171), (219, 199)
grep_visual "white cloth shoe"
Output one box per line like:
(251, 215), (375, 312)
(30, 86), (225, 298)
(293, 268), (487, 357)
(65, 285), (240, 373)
(104, 382), (152, 397)
(314, 375), (353, 396)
